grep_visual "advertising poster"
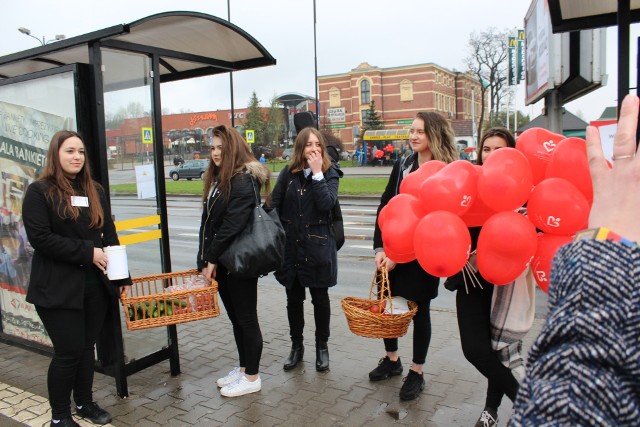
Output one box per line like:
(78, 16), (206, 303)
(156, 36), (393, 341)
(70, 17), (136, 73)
(0, 100), (71, 346)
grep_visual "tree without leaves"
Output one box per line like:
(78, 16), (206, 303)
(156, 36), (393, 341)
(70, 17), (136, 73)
(465, 28), (510, 145)
(264, 95), (286, 147)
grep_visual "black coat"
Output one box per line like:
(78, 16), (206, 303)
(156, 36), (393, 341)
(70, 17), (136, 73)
(22, 180), (131, 309)
(374, 155), (439, 303)
(270, 165), (341, 289)
(197, 164), (268, 272)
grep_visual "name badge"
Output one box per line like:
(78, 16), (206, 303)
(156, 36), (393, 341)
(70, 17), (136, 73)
(71, 196), (89, 207)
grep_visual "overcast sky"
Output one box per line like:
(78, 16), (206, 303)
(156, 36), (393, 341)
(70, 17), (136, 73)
(2, 0), (639, 123)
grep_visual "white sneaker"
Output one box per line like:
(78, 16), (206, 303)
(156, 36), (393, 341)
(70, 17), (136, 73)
(220, 375), (261, 397)
(216, 367), (242, 388)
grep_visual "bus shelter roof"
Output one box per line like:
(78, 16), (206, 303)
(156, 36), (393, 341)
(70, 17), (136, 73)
(0, 11), (276, 82)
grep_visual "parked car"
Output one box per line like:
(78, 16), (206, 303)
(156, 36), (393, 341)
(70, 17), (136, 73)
(168, 159), (209, 181)
(281, 148), (293, 160)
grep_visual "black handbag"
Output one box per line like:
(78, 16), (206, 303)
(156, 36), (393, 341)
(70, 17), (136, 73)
(219, 177), (285, 278)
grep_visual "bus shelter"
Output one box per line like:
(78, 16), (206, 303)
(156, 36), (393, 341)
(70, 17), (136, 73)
(0, 11), (275, 396)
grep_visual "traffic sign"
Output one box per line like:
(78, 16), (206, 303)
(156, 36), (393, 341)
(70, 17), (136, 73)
(141, 127), (153, 144)
(245, 129), (255, 143)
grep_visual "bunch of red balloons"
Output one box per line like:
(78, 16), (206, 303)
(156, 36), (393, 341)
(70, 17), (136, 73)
(379, 128), (592, 292)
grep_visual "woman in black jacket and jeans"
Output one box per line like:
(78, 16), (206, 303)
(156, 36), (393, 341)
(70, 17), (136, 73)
(269, 127), (341, 372)
(22, 130), (131, 427)
(198, 125), (271, 397)
(369, 112), (458, 401)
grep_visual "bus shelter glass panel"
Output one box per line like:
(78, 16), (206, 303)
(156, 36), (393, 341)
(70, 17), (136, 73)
(101, 48), (167, 363)
(0, 71), (77, 346)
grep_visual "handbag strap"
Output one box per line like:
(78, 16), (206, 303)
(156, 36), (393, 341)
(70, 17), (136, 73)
(247, 174), (260, 207)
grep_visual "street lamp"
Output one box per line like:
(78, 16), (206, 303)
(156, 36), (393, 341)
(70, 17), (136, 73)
(18, 27), (65, 46)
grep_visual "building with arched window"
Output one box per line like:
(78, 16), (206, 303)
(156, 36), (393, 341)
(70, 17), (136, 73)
(318, 62), (486, 151)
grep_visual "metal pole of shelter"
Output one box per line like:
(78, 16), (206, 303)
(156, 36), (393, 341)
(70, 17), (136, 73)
(228, 0), (235, 128)
(618, 0), (630, 119)
(313, 0), (319, 129)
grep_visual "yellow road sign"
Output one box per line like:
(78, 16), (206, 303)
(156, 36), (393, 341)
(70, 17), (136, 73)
(245, 129), (255, 144)
(141, 127), (153, 144)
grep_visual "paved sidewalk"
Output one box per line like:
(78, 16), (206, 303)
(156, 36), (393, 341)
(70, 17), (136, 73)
(0, 282), (544, 426)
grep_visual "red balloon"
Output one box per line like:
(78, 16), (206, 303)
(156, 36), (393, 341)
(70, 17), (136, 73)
(477, 212), (538, 285)
(379, 194), (427, 262)
(531, 233), (572, 293)
(478, 148), (533, 212)
(527, 178), (589, 235)
(383, 244), (417, 264)
(461, 196), (497, 227)
(399, 160), (446, 197)
(545, 137), (593, 206)
(418, 160), (478, 215)
(414, 211), (470, 277)
(516, 128), (565, 185)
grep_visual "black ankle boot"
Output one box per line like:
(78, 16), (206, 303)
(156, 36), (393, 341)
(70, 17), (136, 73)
(316, 341), (329, 372)
(283, 342), (304, 371)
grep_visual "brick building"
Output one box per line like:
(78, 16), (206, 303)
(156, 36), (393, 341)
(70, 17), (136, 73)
(318, 62), (485, 151)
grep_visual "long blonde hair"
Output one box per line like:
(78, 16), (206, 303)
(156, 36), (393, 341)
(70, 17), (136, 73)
(416, 112), (459, 163)
(38, 130), (104, 228)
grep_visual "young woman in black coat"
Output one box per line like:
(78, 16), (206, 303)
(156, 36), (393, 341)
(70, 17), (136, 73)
(197, 125), (271, 397)
(269, 127), (341, 372)
(369, 112), (458, 401)
(22, 130), (131, 427)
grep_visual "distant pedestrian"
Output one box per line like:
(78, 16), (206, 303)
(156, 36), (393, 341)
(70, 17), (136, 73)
(369, 112), (458, 401)
(371, 145), (378, 166)
(267, 127), (341, 373)
(259, 153), (266, 164)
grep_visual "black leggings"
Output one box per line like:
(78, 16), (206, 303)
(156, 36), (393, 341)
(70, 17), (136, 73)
(383, 299), (432, 365)
(36, 270), (109, 420)
(285, 280), (330, 344)
(217, 268), (263, 376)
(456, 282), (518, 409)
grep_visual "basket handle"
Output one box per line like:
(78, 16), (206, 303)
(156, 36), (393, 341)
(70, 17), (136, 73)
(368, 267), (393, 313)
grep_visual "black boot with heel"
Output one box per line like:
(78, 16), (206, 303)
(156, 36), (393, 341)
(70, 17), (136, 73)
(316, 341), (329, 372)
(283, 342), (304, 371)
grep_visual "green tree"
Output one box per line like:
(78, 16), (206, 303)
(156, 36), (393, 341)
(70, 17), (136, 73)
(243, 91), (267, 145)
(360, 100), (384, 140)
(264, 95), (285, 147)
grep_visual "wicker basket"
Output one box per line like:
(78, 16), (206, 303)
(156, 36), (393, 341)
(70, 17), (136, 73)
(120, 269), (220, 331)
(341, 267), (417, 338)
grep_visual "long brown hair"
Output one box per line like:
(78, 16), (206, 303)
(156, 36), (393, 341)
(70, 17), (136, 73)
(202, 125), (264, 199)
(38, 130), (104, 228)
(476, 127), (516, 166)
(416, 112), (459, 163)
(289, 127), (332, 173)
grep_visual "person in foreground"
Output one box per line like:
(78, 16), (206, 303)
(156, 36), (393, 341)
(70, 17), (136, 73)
(22, 130), (132, 427)
(509, 94), (640, 426)
(370, 112), (458, 401)
(446, 128), (528, 427)
(268, 127), (341, 372)
(197, 125), (270, 397)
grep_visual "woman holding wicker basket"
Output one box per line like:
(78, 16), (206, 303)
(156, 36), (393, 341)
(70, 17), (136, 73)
(369, 112), (458, 401)
(197, 125), (271, 397)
